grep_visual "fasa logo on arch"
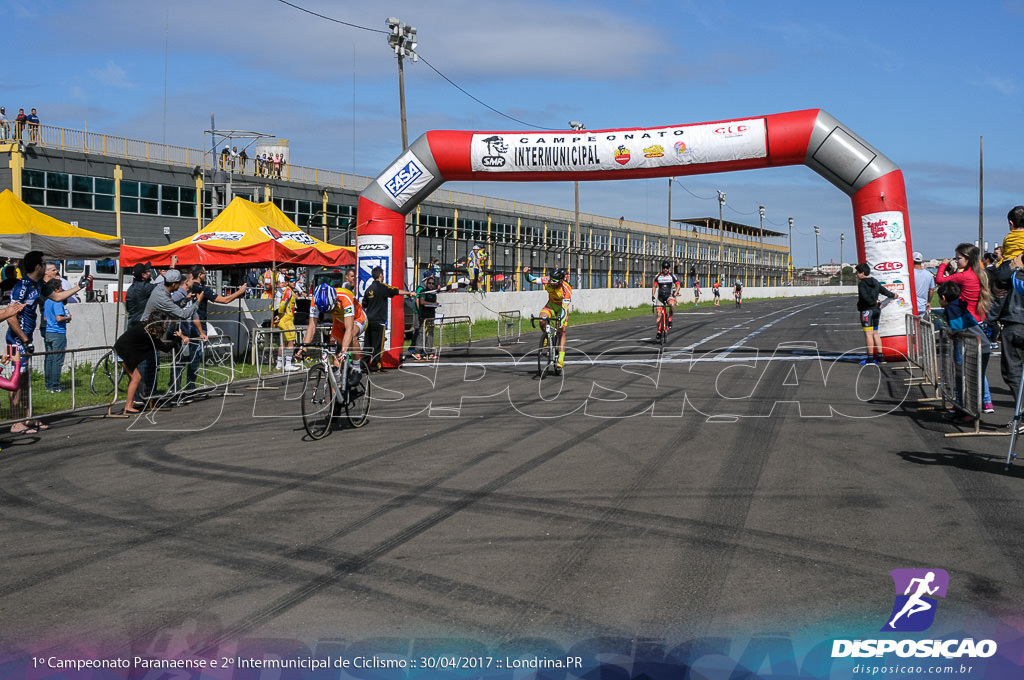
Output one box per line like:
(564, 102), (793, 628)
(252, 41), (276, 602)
(882, 568), (948, 632)
(378, 150), (434, 208)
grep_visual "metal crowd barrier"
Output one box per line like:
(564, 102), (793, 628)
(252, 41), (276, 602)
(497, 310), (523, 346)
(251, 325), (336, 382)
(904, 313), (939, 397)
(935, 325), (987, 437)
(427, 316), (472, 354)
(0, 338), (244, 427)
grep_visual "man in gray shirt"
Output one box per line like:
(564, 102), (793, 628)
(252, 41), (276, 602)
(143, 269), (202, 320)
(140, 269), (203, 402)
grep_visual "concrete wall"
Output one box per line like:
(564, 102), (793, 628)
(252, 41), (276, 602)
(432, 285), (856, 322)
(40, 286), (855, 350)
(33, 299), (275, 351)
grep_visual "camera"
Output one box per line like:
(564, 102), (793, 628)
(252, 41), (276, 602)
(190, 282), (203, 296)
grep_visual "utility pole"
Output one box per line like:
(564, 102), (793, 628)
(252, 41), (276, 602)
(569, 121), (585, 287)
(717, 190), (726, 282)
(814, 225), (821, 285)
(840, 233), (845, 285)
(386, 18), (418, 150)
(979, 135), (984, 248)
(788, 217), (794, 284)
(758, 205), (765, 287)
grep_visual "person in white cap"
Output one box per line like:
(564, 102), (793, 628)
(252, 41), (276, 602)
(912, 251), (935, 316)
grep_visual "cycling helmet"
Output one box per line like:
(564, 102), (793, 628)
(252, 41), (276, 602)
(550, 267), (567, 282)
(661, 260), (672, 269)
(312, 283), (337, 312)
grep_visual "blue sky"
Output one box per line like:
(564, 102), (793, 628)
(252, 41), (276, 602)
(5, 0), (1023, 267)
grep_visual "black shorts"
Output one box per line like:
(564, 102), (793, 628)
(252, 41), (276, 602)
(860, 307), (881, 331)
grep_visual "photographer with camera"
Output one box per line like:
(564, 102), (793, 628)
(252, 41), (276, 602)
(180, 265), (248, 391)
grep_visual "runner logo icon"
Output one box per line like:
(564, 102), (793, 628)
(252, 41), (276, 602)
(882, 568), (949, 632)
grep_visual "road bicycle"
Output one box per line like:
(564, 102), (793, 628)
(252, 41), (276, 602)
(298, 342), (372, 439)
(652, 300), (669, 346)
(530, 315), (563, 379)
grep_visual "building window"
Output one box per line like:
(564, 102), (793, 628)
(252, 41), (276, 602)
(23, 169), (44, 205)
(45, 172), (69, 208)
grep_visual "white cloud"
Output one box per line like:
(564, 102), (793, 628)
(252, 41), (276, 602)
(89, 60), (136, 88)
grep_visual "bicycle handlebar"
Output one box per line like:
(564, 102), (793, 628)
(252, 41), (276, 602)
(295, 341), (341, 351)
(529, 314), (563, 328)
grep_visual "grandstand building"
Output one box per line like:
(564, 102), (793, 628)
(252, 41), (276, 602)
(0, 124), (790, 290)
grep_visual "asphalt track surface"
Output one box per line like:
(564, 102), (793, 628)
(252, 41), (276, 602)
(2, 295), (1023, 660)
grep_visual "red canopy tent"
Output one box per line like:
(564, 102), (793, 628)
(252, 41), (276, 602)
(120, 197), (354, 267)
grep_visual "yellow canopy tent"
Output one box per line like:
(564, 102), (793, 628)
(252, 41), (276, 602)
(120, 197), (354, 267)
(0, 189), (121, 259)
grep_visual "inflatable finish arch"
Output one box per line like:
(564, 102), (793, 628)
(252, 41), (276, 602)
(357, 109), (915, 367)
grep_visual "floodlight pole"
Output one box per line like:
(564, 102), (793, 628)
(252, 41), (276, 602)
(386, 18), (418, 151)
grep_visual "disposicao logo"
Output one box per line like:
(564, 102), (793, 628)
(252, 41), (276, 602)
(831, 568), (997, 660)
(883, 568), (947, 632)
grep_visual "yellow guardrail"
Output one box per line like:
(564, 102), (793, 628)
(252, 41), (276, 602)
(15, 122), (786, 253)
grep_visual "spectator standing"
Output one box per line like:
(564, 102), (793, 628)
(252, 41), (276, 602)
(937, 280), (993, 420)
(13, 108), (26, 140)
(994, 206), (1024, 417)
(409, 272), (439, 360)
(0, 107), (8, 139)
(467, 244), (488, 291)
(5, 251), (89, 433)
(272, 273), (300, 372)
(855, 262), (897, 365)
(229, 146), (239, 172)
(40, 262), (62, 343)
(43, 293), (69, 392)
(361, 266), (411, 371)
(220, 146), (229, 170)
(239, 148), (248, 175)
(935, 243), (991, 325)
(693, 280), (700, 306)
(124, 261), (158, 400)
(142, 269), (202, 396)
(125, 262), (156, 328)
(183, 265), (247, 389)
(912, 251), (936, 317)
(25, 108), (39, 142)
(246, 267), (261, 297)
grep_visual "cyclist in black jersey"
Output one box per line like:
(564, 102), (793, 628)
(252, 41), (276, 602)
(650, 261), (680, 329)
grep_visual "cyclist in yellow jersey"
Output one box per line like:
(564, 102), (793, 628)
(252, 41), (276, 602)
(523, 266), (571, 367)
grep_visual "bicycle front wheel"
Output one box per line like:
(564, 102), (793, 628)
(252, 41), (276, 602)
(90, 350), (120, 397)
(345, 362), (372, 428)
(537, 335), (550, 378)
(301, 365), (335, 440)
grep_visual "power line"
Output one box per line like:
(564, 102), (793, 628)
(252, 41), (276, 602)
(417, 55), (556, 131)
(272, 0), (556, 131)
(273, 0), (386, 33)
